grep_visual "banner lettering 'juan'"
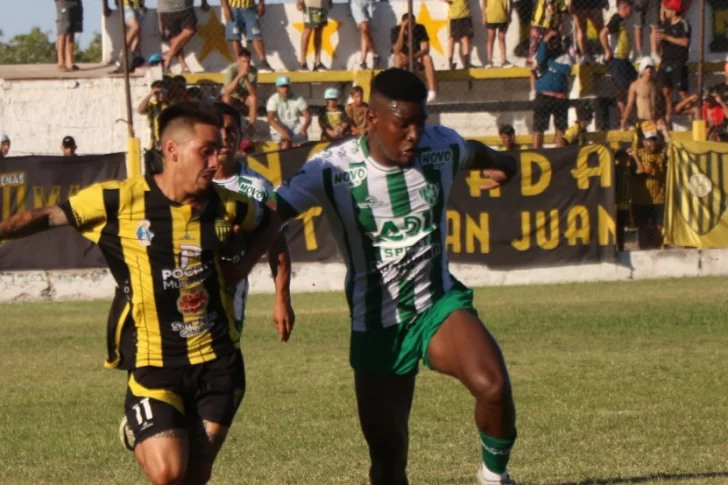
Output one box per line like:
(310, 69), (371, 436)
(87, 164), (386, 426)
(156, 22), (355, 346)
(0, 154), (126, 270)
(0, 144), (617, 271)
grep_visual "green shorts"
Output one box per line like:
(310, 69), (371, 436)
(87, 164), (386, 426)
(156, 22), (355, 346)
(350, 281), (478, 376)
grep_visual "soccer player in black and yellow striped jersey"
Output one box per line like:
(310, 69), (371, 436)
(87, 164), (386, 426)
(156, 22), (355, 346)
(0, 102), (282, 485)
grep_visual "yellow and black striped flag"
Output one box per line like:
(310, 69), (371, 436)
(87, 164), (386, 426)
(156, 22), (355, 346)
(664, 140), (728, 248)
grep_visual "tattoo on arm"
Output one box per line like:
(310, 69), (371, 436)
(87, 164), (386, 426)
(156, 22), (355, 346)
(0, 206), (69, 241)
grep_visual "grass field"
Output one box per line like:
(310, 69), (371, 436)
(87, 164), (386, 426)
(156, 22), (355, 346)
(1, 277), (727, 485)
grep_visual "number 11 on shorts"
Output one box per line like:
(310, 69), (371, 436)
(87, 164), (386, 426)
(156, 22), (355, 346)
(133, 398), (153, 426)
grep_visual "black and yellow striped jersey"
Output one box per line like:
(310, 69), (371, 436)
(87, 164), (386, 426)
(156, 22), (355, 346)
(59, 173), (263, 368)
(123, 0), (145, 8)
(227, 0), (256, 9)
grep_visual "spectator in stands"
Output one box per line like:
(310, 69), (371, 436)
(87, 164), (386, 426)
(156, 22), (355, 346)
(498, 124), (519, 151)
(0, 134), (10, 158)
(629, 121), (670, 249)
(221, 0), (274, 72)
(711, 60), (728, 100)
(532, 31), (573, 148)
(345, 86), (369, 136)
(351, 0), (381, 69)
(222, 48), (259, 130)
(187, 86), (203, 100)
(528, 0), (569, 97)
(601, 0), (637, 124)
(137, 80), (169, 150)
(297, 0), (333, 71)
(391, 14), (438, 103)
(570, 0), (605, 64)
(621, 57), (658, 133)
(56, 0), (84, 72)
(657, 0), (691, 126)
(105, 0), (146, 73)
(633, 0), (661, 62)
(240, 138), (256, 154)
(319, 88), (351, 142)
(481, 0), (513, 68)
(168, 75), (189, 103)
(444, 0), (474, 69)
(614, 148), (634, 251)
(267, 76), (311, 150)
(62, 136), (78, 157)
(158, 0), (210, 72)
(674, 88), (728, 128)
(563, 104), (594, 145)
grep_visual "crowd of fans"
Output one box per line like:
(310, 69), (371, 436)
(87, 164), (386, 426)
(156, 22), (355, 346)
(0, 134), (79, 157)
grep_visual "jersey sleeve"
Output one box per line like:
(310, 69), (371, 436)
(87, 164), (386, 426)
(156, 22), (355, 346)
(606, 14), (621, 34)
(275, 158), (326, 220)
(58, 182), (111, 243)
(224, 64), (236, 86)
(266, 95), (278, 113)
(297, 96), (309, 112)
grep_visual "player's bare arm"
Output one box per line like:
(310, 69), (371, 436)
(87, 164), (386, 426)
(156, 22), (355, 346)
(268, 232), (295, 342)
(0, 205), (69, 241)
(221, 205), (283, 287)
(465, 139), (518, 190)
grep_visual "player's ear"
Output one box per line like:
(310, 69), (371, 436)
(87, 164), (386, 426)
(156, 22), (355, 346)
(368, 107), (379, 131)
(164, 139), (178, 162)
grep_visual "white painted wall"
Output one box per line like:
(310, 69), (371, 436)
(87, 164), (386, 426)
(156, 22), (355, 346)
(102, 2), (728, 73)
(2, 249), (728, 303)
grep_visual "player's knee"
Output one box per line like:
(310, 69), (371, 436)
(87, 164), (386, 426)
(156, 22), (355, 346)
(471, 370), (510, 406)
(145, 462), (185, 485)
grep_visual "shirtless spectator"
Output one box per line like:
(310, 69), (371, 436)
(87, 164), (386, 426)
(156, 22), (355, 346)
(345, 86), (369, 136)
(621, 57), (658, 131)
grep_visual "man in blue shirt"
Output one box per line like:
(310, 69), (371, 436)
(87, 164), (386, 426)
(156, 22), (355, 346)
(532, 30), (573, 148)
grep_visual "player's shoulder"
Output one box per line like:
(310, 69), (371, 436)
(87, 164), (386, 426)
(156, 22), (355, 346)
(309, 137), (363, 166)
(421, 124), (466, 146)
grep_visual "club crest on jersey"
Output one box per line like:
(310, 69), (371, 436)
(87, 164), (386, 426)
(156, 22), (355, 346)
(419, 183), (440, 206)
(333, 167), (367, 188)
(417, 148), (453, 168)
(215, 219), (233, 242)
(136, 220), (154, 247)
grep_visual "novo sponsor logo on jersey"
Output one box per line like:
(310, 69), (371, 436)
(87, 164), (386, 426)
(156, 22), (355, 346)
(238, 178), (269, 202)
(417, 148), (453, 168)
(333, 166), (367, 187)
(171, 311), (218, 338)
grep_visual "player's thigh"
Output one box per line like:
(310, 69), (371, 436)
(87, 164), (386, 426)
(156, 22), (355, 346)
(354, 371), (416, 449)
(192, 351), (246, 439)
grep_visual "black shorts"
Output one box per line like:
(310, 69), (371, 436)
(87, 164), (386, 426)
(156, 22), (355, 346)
(571, 0), (605, 11)
(608, 58), (638, 92)
(657, 64), (689, 93)
(632, 203), (665, 227)
(486, 22), (508, 30)
(634, 0), (660, 27)
(450, 17), (474, 39)
(160, 9), (198, 42)
(125, 351), (246, 446)
(56, 0), (83, 35)
(534, 94), (569, 133)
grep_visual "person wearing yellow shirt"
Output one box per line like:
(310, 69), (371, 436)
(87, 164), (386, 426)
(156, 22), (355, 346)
(443, 0), (474, 69)
(481, 0), (513, 67)
(600, 0), (637, 125)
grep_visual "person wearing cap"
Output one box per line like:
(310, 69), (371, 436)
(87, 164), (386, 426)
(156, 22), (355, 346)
(62, 136), (78, 157)
(656, 0), (691, 125)
(628, 120), (670, 249)
(319, 87), (351, 142)
(498, 124), (519, 151)
(137, 80), (169, 150)
(266, 76), (311, 150)
(391, 13), (438, 103)
(0, 134), (10, 158)
(621, 56), (658, 132)
(563, 104), (594, 146)
(600, 0), (637, 123)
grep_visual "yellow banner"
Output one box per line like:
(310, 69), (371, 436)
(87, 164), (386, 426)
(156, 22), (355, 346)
(664, 140), (728, 248)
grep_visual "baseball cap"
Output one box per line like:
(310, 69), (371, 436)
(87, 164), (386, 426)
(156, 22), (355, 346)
(275, 76), (291, 87)
(1, 133), (9, 143)
(663, 0), (683, 12)
(62, 136), (76, 148)
(324, 87), (339, 100)
(641, 121), (658, 139)
(639, 56), (655, 76)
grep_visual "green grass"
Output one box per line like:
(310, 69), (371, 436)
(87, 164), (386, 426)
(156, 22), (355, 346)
(1, 278), (727, 485)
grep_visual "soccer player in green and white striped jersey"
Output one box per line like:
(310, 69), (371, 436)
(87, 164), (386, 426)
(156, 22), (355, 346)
(275, 69), (519, 485)
(213, 102), (294, 341)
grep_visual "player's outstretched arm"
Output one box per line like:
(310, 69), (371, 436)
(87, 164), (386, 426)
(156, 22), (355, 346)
(268, 232), (295, 342)
(0, 206), (69, 241)
(464, 140), (518, 189)
(221, 206), (282, 287)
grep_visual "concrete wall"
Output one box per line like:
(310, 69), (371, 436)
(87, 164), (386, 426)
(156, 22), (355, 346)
(2, 249), (727, 303)
(102, 2), (728, 73)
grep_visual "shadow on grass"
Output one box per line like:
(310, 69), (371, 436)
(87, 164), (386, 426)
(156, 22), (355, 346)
(445, 471), (728, 485)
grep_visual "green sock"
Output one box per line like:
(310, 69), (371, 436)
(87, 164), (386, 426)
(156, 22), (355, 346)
(480, 431), (516, 475)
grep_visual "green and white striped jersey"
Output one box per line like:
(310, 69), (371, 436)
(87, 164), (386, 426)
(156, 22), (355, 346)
(214, 160), (275, 325)
(276, 125), (473, 332)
